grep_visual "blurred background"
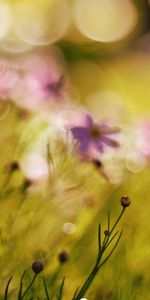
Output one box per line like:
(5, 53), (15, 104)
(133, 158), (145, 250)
(0, 0), (150, 299)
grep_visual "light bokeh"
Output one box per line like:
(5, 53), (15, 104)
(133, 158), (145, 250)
(12, 0), (71, 45)
(0, 1), (12, 39)
(73, 0), (137, 42)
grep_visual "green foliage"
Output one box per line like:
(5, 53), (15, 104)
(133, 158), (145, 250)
(3, 205), (128, 299)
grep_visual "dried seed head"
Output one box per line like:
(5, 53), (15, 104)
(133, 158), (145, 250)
(104, 230), (109, 236)
(21, 179), (33, 191)
(92, 159), (102, 168)
(120, 196), (131, 208)
(32, 261), (44, 274)
(8, 161), (20, 172)
(58, 251), (69, 263)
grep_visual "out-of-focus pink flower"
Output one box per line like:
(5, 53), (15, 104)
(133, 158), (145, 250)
(70, 113), (120, 156)
(0, 59), (19, 100)
(21, 153), (49, 181)
(12, 49), (70, 111)
(136, 119), (150, 158)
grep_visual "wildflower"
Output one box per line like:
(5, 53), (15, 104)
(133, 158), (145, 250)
(21, 153), (49, 181)
(0, 59), (19, 100)
(12, 50), (69, 112)
(136, 119), (150, 158)
(32, 261), (44, 274)
(120, 196), (131, 208)
(70, 114), (120, 156)
(58, 251), (69, 263)
(46, 75), (65, 97)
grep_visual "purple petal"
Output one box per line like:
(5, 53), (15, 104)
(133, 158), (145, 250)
(92, 140), (104, 153)
(71, 127), (89, 140)
(85, 114), (93, 128)
(102, 136), (120, 148)
(78, 140), (90, 153)
(99, 124), (120, 135)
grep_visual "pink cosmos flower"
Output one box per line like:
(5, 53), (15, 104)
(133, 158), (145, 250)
(12, 49), (70, 111)
(137, 119), (150, 158)
(70, 114), (120, 156)
(21, 153), (49, 181)
(0, 59), (19, 100)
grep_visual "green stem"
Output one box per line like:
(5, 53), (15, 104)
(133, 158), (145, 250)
(57, 277), (65, 300)
(74, 208), (125, 300)
(98, 231), (123, 270)
(109, 207), (125, 237)
(74, 268), (99, 300)
(21, 274), (37, 299)
(74, 250), (103, 300)
(1, 173), (12, 196)
(104, 207), (125, 248)
(72, 287), (79, 300)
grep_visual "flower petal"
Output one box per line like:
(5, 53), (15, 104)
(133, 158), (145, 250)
(102, 136), (120, 148)
(71, 127), (89, 140)
(78, 139), (90, 152)
(95, 141), (105, 152)
(99, 124), (120, 135)
(85, 113), (93, 127)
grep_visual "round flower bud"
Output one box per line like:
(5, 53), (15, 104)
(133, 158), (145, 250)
(104, 230), (109, 236)
(32, 261), (44, 274)
(92, 159), (102, 168)
(120, 196), (131, 208)
(58, 251), (69, 263)
(8, 161), (20, 172)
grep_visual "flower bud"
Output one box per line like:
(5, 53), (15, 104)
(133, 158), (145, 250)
(32, 261), (44, 274)
(92, 159), (102, 168)
(58, 251), (69, 263)
(120, 196), (131, 208)
(104, 230), (109, 236)
(7, 161), (20, 172)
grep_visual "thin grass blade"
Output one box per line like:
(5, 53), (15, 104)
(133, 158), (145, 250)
(4, 276), (13, 300)
(57, 277), (65, 300)
(43, 277), (50, 300)
(17, 271), (26, 300)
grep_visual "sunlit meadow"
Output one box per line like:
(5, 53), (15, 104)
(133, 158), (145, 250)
(0, 0), (150, 299)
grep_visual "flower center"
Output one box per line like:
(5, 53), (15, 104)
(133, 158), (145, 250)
(89, 126), (100, 139)
(46, 75), (64, 95)
(47, 82), (60, 93)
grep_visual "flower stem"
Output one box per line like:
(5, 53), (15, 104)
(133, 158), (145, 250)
(109, 207), (125, 236)
(73, 207), (126, 300)
(21, 274), (37, 299)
